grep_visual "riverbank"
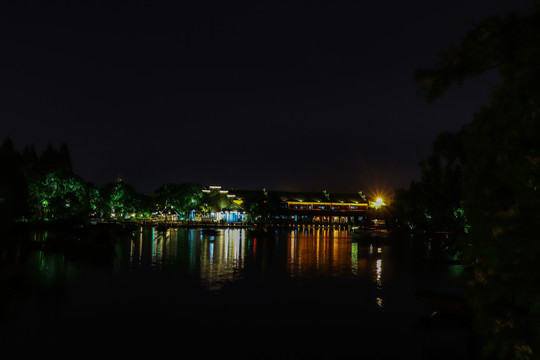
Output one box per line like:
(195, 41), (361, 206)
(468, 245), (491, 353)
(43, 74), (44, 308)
(1, 220), (373, 251)
(4, 218), (375, 238)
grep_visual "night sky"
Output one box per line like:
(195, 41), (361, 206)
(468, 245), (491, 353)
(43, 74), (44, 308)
(0, 0), (533, 196)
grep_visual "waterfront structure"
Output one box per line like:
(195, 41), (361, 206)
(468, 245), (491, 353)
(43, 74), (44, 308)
(199, 185), (247, 224)
(152, 185), (370, 226)
(279, 191), (369, 224)
(231, 188), (369, 225)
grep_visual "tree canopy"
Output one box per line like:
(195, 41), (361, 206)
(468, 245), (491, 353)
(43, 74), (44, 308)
(0, 138), (207, 224)
(414, 3), (540, 358)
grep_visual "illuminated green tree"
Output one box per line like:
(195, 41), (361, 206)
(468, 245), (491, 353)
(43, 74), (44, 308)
(134, 193), (153, 218)
(88, 184), (108, 217)
(202, 191), (229, 213)
(153, 182), (202, 218)
(102, 180), (137, 218)
(28, 169), (89, 221)
(181, 183), (203, 213)
(416, 3), (540, 358)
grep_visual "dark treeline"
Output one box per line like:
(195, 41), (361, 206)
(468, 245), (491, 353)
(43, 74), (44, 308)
(0, 137), (312, 230)
(393, 2), (540, 359)
(393, 130), (466, 238)
(0, 137), (206, 227)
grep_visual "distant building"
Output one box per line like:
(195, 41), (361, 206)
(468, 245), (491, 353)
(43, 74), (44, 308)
(200, 185), (247, 224)
(230, 188), (369, 225)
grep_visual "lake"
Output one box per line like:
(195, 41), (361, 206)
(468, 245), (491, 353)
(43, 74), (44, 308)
(0, 226), (472, 357)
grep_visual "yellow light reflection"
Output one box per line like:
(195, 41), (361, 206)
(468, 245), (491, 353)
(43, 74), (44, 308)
(286, 228), (352, 278)
(375, 258), (384, 310)
(376, 296), (384, 310)
(351, 242), (358, 275)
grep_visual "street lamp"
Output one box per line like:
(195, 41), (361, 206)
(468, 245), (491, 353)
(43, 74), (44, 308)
(370, 197), (386, 209)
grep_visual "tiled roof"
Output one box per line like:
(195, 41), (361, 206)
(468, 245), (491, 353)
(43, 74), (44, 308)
(231, 189), (367, 204)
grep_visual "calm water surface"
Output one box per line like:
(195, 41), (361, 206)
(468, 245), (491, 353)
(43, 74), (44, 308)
(0, 227), (470, 357)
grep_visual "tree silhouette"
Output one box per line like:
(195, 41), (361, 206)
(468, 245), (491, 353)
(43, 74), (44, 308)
(0, 138), (28, 225)
(416, 3), (540, 358)
(153, 182), (203, 218)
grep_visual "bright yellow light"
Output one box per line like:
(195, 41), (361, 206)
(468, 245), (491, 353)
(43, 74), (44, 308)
(370, 197), (386, 209)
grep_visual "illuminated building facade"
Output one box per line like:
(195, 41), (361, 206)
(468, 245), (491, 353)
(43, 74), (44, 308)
(200, 185), (247, 224)
(232, 189), (369, 225)
(278, 191), (368, 224)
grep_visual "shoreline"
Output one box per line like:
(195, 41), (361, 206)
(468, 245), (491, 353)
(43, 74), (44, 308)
(9, 219), (369, 231)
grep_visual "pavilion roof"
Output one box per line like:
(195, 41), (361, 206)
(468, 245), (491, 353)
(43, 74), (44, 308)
(230, 189), (367, 204)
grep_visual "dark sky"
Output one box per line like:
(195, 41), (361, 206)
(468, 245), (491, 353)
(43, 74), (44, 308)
(0, 0), (533, 197)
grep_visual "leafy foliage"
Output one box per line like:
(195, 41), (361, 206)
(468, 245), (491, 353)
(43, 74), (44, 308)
(240, 189), (285, 224)
(153, 182), (202, 216)
(393, 131), (466, 235)
(102, 180), (138, 217)
(415, 3), (540, 358)
(28, 169), (89, 220)
(0, 139), (205, 224)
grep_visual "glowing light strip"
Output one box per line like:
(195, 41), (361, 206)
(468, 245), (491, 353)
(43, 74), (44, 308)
(286, 201), (368, 210)
(286, 201), (367, 206)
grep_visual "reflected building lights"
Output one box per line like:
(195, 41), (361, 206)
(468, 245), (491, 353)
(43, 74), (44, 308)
(129, 237), (135, 269)
(351, 242), (358, 276)
(139, 228), (143, 266)
(151, 228), (162, 269)
(198, 228), (247, 289)
(129, 228), (144, 270)
(122, 228), (386, 290)
(376, 296), (384, 311)
(286, 228), (353, 278)
(376, 259), (383, 290)
(188, 228), (197, 272)
(316, 229), (321, 269)
(375, 257), (384, 311)
(209, 242), (214, 264)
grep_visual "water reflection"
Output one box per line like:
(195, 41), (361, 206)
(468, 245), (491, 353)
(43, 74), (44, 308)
(124, 227), (388, 290)
(375, 258), (383, 289)
(286, 228), (353, 278)
(375, 258), (384, 311)
(1, 227), (475, 356)
(127, 227), (249, 289)
(199, 228), (247, 288)
(285, 228), (387, 313)
(17, 227), (389, 300)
